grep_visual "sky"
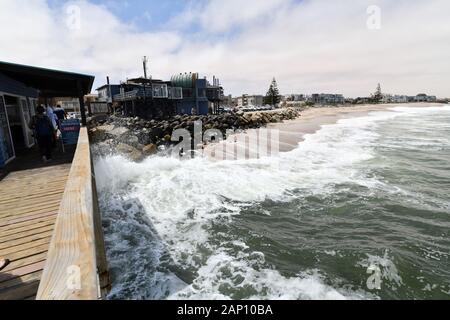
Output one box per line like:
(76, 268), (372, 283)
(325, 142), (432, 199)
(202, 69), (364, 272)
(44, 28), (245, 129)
(0, 0), (449, 97)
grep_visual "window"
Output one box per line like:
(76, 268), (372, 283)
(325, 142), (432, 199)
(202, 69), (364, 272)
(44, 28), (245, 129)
(152, 84), (168, 98)
(169, 87), (183, 99)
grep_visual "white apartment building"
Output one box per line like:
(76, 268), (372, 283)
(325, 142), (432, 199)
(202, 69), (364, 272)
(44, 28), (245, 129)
(237, 94), (264, 107)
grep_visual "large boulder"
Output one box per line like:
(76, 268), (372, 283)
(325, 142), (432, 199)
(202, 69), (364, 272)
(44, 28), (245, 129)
(142, 144), (157, 156)
(116, 143), (144, 162)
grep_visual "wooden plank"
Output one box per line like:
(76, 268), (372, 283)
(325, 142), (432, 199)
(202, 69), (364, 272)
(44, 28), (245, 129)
(0, 179), (68, 193)
(0, 212), (57, 228)
(37, 128), (109, 300)
(0, 176), (68, 187)
(1, 164), (71, 177)
(0, 206), (59, 220)
(2, 248), (49, 272)
(0, 174), (68, 186)
(0, 179), (67, 192)
(1, 252), (48, 274)
(0, 230), (54, 250)
(0, 281), (40, 300)
(0, 217), (56, 237)
(0, 190), (65, 205)
(0, 237), (52, 256)
(0, 262), (45, 284)
(0, 202), (61, 218)
(0, 165), (71, 180)
(3, 171), (70, 182)
(0, 198), (64, 215)
(0, 224), (54, 243)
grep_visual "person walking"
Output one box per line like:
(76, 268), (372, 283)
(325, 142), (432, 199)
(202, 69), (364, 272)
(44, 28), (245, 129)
(29, 105), (55, 162)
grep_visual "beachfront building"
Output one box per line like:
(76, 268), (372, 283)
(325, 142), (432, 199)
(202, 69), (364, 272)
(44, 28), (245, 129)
(392, 95), (409, 103)
(284, 94), (306, 102)
(415, 94), (437, 102)
(171, 73), (223, 115)
(237, 94), (264, 107)
(383, 94), (436, 104)
(111, 77), (179, 119)
(97, 84), (121, 103)
(311, 93), (345, 105)
(0, 61), (94, 168)
(106, 72), (224, 118)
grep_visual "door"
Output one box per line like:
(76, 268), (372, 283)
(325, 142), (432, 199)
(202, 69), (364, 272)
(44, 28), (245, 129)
(20, 98), (34, 148)
(0, 94), (15, 166)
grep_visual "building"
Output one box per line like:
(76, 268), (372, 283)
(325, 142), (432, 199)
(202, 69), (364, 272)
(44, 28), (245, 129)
(237, 94), (264, 107)
(55, 97), (80, 112)
(171, 73), (223, 115)
(106, 72), (224, 118)
(96, 84), (121, 103)
(392, 95), (409, 103)
(284, 94), (305, 102)
(415, 94), (436, 102)
(311, 93), (345, 105)
(0, 61), (93, 168)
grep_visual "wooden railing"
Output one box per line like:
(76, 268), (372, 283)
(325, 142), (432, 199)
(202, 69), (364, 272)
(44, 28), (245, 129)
(36, 127), (110, 300)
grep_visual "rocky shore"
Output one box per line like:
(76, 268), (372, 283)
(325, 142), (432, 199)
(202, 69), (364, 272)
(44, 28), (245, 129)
(90, 108), (301, 161)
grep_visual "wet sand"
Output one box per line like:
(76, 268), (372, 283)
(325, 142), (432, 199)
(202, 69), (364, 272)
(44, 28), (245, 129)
(203, 103), (440, 160)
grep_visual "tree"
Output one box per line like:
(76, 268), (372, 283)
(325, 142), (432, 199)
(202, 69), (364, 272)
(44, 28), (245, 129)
(264, 78), (281, 106)
(371, 83), (383, 103)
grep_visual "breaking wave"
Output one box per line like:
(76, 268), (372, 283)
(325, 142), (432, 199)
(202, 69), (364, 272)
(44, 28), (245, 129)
(94, 105), (450, 300)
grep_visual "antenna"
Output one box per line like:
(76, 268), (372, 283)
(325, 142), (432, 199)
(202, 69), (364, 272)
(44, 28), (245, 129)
(143, 56), (149, 79)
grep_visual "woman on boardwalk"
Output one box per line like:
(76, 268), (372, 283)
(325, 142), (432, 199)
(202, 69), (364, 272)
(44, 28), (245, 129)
(29, 105), (56, 162)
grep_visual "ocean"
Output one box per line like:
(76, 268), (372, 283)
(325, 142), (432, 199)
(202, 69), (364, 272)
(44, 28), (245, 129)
(94, 104), (450, 300)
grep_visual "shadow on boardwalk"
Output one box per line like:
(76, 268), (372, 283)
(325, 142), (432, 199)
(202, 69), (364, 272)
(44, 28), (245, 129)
(0, 143), (76, 181)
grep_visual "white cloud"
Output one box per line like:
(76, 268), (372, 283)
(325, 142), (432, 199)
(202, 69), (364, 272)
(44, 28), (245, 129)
(0, 0), (449, 97)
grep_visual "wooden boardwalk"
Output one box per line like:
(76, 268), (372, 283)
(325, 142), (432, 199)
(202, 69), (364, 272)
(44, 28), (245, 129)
(0, 164), (71, 300)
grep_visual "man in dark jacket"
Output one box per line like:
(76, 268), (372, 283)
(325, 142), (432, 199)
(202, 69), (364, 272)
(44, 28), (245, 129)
(29, 105), (55, 162)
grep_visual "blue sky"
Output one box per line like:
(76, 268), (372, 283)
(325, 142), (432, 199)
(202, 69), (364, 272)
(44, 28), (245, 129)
(88, 0), (192, 31)
(1, 0), (449, 97)
(48, 0), (203, 32)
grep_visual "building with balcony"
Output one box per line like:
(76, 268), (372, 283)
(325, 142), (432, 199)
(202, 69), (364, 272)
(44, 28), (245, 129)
(237, 94), (264, 107)
(96, 84), (121, 103)
(98, 72), (224, 119)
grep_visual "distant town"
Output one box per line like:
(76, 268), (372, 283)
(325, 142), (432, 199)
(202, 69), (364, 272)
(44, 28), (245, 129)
(54, 69), (448, 121)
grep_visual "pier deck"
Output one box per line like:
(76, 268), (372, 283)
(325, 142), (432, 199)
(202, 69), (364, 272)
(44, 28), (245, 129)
(0, 164), (71, 300)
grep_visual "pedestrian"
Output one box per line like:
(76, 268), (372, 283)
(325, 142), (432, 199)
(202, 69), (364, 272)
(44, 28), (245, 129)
(46, 105), (58, 131)
(29, 105), (55, 162)
(53, 104), (67, 129)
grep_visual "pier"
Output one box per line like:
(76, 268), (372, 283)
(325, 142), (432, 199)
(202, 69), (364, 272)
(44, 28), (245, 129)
(0, 164), (70, 299)
(0, 62), (109, 300)
(0, 128), (110, 300)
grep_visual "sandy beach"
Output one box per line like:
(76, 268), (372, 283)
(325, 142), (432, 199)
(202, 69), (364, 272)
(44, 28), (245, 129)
(203, 103), (443, 160)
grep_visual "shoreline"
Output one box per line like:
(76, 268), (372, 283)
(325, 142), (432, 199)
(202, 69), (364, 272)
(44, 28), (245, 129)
(203, 102), (446, 159)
